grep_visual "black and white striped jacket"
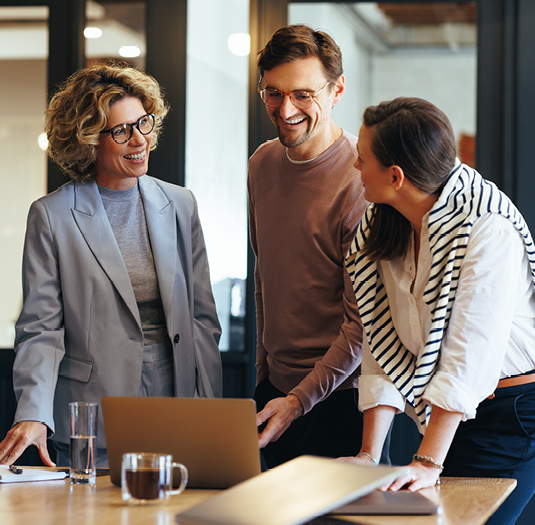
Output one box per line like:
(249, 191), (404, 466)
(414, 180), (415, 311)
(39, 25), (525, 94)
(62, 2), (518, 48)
(345, 160), (535, 432)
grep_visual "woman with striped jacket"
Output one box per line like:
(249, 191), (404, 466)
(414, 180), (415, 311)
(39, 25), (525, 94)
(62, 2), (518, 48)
(342, 97), (535, 525)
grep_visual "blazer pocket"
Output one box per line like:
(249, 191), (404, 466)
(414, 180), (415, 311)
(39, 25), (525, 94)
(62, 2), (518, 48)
(58, 355), (93, 383)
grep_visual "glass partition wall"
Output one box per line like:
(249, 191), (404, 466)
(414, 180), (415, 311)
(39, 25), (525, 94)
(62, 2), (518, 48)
(0, 0), (250, 356)
(186, 0), (250, 352)
(0, 2), (477, 356)
(288, 2), (477, 166)
(85, 1), (146, 68)
(0, 1), (147, 349)
(0, 6), (49, 348)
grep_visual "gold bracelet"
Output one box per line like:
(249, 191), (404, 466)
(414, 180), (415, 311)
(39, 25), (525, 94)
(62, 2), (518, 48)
(413, 454), (444, 471)
(357, 452), (378, 466)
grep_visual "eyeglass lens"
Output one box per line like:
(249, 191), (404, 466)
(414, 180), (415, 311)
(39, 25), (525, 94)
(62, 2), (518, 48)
(261, 90), (313, 109)
(111, 114), (155, 143)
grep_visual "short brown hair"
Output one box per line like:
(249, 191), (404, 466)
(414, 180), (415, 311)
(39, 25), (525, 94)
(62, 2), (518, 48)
(257, 24), (343, 82)
(362, 97), (457, 261)
(45, 62), (169, 181)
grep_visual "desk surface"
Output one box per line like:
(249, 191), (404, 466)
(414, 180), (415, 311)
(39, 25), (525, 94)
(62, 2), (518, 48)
(0, 473), (515, 525)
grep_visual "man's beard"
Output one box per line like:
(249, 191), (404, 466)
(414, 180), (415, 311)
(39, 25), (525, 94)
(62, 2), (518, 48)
(276, 120), (311, 149)
(272, 109), (311, 149)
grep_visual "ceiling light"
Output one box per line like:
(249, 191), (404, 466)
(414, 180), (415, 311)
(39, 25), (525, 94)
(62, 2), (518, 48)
(119, 46), (141, 58)
(37, 132), (48, 152)
(227, 33), (250, 57)
(84, 27), (102, 39)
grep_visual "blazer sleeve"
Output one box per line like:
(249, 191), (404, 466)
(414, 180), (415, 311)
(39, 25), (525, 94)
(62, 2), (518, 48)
(189, 192), (223, 397)
(13, 200), (65, 434)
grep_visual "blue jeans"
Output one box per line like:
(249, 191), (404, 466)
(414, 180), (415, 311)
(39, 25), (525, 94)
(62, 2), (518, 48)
(443, 381), (535, 525)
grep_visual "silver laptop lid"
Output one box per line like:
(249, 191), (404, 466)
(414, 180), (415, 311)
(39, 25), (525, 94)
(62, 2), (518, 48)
(176, 455), (405, 525)
(102, 396), (262, 488)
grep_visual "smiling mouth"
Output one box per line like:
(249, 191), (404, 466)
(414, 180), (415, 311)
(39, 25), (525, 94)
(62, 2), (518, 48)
(123, 152), (145, 161)
(283, 117), (306, 125)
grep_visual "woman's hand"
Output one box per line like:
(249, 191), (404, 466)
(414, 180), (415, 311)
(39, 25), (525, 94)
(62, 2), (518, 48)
(336, 455), (437, 492)
(336, 455), (439, 491)
(0, 421), (55, 466)
(386, 460), (441, 491)
(336, 454), (377, 466)
(385, 405), (461, 491)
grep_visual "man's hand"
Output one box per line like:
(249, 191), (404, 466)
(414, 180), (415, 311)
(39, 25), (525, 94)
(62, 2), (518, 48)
(257, 394), (304, 448)
(0, 421), (55, 466)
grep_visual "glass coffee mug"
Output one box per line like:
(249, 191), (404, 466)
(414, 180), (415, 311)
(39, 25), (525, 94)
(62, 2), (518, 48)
(121, 452), (188, 504)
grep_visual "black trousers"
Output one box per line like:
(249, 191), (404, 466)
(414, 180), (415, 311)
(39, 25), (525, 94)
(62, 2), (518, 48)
(443, 381), (535, 525)
(254, 377), (391, 469)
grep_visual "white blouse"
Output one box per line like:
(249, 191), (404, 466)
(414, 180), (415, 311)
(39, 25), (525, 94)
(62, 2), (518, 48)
(359, 212), (535, 423)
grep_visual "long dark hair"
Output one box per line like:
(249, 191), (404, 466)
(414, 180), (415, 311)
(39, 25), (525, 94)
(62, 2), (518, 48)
(362, 97), (457, 261)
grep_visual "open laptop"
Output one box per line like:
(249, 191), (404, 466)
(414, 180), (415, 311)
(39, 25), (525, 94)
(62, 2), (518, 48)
(176, 455), (406, 525)
(101, 396), (262, 488)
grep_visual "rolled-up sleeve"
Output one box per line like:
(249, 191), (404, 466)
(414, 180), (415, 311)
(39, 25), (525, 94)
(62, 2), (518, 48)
(358, 336), (406, 413)
(423, 214), (529, 420)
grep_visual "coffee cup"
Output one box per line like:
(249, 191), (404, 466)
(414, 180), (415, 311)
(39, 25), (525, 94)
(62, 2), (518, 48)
(121, 452), (188, 504)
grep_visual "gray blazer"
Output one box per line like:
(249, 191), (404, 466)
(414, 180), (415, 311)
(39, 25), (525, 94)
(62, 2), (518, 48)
(13, 175), (222, 448)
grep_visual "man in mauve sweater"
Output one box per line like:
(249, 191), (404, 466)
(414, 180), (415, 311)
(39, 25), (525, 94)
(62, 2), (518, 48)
(248, 24), (380, 468)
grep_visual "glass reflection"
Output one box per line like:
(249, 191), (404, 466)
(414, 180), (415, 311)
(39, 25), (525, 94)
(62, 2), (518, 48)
(86, 1), (146, 68)
(289, 2), (477, 167)
(186, 0), (249, 352)
(0, 6), (49, 347)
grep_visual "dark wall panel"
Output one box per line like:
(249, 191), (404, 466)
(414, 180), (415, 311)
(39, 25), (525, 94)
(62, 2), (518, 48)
(145, 0), (187, 187)
(515, 0), (535, 230)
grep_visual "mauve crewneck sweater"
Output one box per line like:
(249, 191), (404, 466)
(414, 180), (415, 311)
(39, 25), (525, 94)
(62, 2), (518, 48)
(248, 130), (368, 414)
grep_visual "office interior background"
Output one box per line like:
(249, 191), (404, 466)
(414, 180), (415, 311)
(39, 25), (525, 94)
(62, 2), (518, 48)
(0, 1), (534, 521)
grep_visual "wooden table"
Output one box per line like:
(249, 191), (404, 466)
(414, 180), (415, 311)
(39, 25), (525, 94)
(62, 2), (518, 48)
(330, 478), (516, 525)
(0, 474), (515, 525)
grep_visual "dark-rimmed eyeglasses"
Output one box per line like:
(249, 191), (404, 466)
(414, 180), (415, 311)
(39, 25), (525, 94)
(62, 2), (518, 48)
(258, 80), (332, 109)
(100, 113), (155, 144)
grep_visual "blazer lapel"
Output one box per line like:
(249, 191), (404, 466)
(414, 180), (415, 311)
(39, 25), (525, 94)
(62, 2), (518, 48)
(139, 176), (178, 318)
(71, 179), (142, 327)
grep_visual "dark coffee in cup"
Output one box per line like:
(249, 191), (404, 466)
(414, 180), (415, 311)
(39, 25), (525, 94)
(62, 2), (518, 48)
(124, 469), (164, 500)
(121, 453), (188, 504)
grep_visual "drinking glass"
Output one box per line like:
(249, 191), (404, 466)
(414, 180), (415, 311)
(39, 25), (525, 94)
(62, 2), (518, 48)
(69, 401), (98, 485)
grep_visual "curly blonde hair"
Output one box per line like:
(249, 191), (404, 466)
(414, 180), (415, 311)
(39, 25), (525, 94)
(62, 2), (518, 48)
(45, 62), (169, 181)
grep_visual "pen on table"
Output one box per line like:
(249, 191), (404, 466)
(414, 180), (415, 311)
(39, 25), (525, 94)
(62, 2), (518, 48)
(0, 465), (24, 479)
